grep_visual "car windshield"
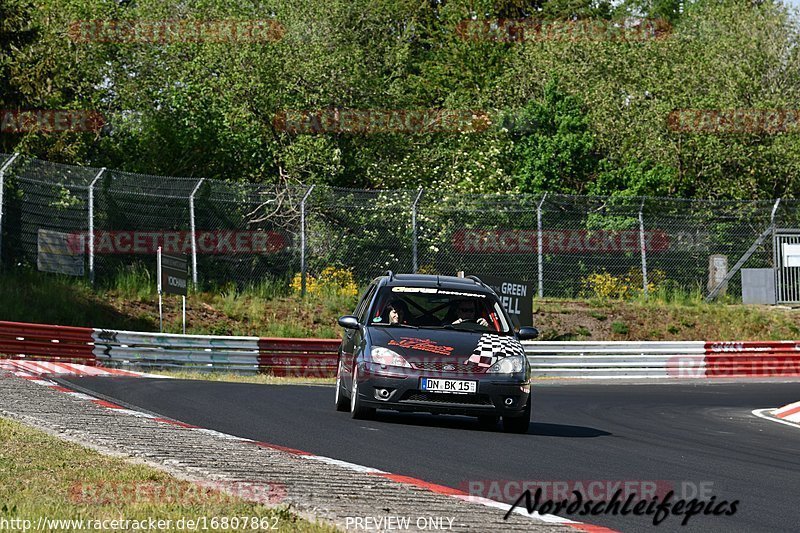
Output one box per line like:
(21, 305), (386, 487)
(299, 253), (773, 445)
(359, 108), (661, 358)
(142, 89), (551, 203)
(369, 286), (512, 334)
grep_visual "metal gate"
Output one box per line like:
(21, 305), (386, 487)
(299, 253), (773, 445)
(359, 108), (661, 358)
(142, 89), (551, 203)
(774, 230), (800, 303)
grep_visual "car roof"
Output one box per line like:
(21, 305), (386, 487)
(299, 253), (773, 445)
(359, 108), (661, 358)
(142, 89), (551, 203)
(375, 273), (495, 294)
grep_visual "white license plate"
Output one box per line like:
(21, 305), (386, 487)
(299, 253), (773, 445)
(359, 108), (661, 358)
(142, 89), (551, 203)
(420, 378), (477, 394)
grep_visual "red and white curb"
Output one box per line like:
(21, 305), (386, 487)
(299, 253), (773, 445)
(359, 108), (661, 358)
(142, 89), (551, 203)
(1, 366), (614, 533)
(752, 400), (800, 430)
(0, 359), (165, 378)
(774, 400), (800, 423)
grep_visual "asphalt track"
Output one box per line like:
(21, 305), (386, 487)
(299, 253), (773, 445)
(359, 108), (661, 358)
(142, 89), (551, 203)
(59, 376), (800, 533)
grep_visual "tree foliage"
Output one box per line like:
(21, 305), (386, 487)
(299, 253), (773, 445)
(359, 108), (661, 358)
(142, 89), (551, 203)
(2, 0), (800, 199)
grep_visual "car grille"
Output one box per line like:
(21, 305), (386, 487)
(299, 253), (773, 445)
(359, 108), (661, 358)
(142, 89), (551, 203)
(412, 361), (486, 374)
(399, 391), (494, 406)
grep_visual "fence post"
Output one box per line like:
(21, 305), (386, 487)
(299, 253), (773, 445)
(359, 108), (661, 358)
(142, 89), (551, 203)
(300, 185), (315, 297)
(537, 192), (547, 298)
(189, 178), (205, 286)
(411, 188), (424, 273)
(0, 152), (21, 267)
(639, 199), (648, 298)
(770, 197), (781, 301)
(88, 167), (106, 284)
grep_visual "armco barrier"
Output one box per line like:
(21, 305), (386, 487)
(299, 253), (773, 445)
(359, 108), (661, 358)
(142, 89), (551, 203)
(3, 321), (800, 379)
(258, 338), (340, 378)
(0, 321), (96, 364)
(0, 321), (339, 377)
(704, 341), (800, 377)
(524, 340), (800, 378)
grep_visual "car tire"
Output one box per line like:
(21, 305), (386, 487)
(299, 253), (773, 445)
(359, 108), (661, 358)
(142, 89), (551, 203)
(502, 396), (531, 434)
(350, 366), (375, 420)
(477, 415), (499, 430)
(334, 362), (349, 412)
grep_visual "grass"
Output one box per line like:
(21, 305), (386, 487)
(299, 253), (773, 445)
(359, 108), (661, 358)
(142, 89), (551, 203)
(4, 267), (800, 341)
(0, 268), (356, 338)
(149, 370), (334, 386)
(0, 270), (152, 331)
(0, 417), (335, 532)
(535, 295), (800, 341)
(611, 321), (629, 335)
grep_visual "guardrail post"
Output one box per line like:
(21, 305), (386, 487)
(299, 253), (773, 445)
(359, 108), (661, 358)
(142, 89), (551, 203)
(537, 192), (547, 298)
(189, 178), (205, 286)
(88, 167), (106, 284)
(300, 185), (315, 297)
(639, 199), (648, 298)
(0, 153), (20, 267)
(411, 188), (424, 273)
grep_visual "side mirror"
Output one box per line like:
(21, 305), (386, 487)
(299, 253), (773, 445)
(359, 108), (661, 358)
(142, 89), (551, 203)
(517, 326), (539, 340)
(338, 315), (361, 330)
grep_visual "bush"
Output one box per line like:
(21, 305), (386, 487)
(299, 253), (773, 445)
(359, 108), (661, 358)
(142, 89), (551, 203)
(290, 267), (359, 298)
(582, 268), (666, 300)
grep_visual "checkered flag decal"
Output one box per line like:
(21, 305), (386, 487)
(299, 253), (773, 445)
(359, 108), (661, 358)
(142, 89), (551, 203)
(466, 334), (526, 368)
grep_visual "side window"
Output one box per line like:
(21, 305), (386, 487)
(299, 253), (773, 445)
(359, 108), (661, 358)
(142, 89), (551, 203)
(353, 285), (375, 322)
(356, 284), (378, 324)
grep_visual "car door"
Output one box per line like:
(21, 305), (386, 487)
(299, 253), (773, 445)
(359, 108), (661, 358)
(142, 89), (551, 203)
(340, 282), (378, 390)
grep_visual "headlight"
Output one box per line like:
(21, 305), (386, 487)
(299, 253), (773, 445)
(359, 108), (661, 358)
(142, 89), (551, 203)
(370, 346), (411, 368)
(487, 354), (525, 374)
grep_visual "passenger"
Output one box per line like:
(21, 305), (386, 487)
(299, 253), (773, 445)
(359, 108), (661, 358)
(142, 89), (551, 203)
(386, 300), (409, 325)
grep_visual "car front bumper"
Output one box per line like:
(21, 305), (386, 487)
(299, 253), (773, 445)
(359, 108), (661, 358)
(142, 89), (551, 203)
(354, 362), (531, 417)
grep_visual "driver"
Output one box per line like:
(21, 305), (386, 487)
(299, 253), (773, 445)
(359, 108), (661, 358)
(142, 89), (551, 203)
(451, 299), (488, 327)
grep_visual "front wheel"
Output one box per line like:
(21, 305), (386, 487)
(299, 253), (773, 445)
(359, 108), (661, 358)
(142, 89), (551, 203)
(502, 396), (531, 434)
(334, 362), (349, 412)
(350, 366), (375, 420)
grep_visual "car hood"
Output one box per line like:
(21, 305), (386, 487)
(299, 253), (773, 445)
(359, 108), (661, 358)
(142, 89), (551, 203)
(368, 326), (525, 367)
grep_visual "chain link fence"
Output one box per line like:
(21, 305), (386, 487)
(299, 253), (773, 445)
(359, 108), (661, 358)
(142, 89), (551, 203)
(0, 153), (796, 301)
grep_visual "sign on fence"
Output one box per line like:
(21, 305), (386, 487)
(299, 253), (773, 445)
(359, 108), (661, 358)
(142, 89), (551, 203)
(37, 229), (84, 276)
(478, 274), (533, 327)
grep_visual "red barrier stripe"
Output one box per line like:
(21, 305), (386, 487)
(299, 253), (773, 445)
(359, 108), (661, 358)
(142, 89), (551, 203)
(257, 337), (338, 375)
(705, 359), (800, 377)
(0, 339), (94, 355)
(262, 367), (336, 378)
(0, 322), (94, 340)
(0, 320), (96, 365)
(259, 356), (337, 365)
(705, 341), (800, 353)
(258, 338), (340, 352)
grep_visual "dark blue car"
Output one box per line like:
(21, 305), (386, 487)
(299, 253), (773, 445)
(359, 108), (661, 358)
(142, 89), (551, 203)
(335, 273), (538, 433)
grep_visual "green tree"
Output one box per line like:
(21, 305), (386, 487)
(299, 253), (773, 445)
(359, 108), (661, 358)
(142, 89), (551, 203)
(508, 79), (599, 193)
